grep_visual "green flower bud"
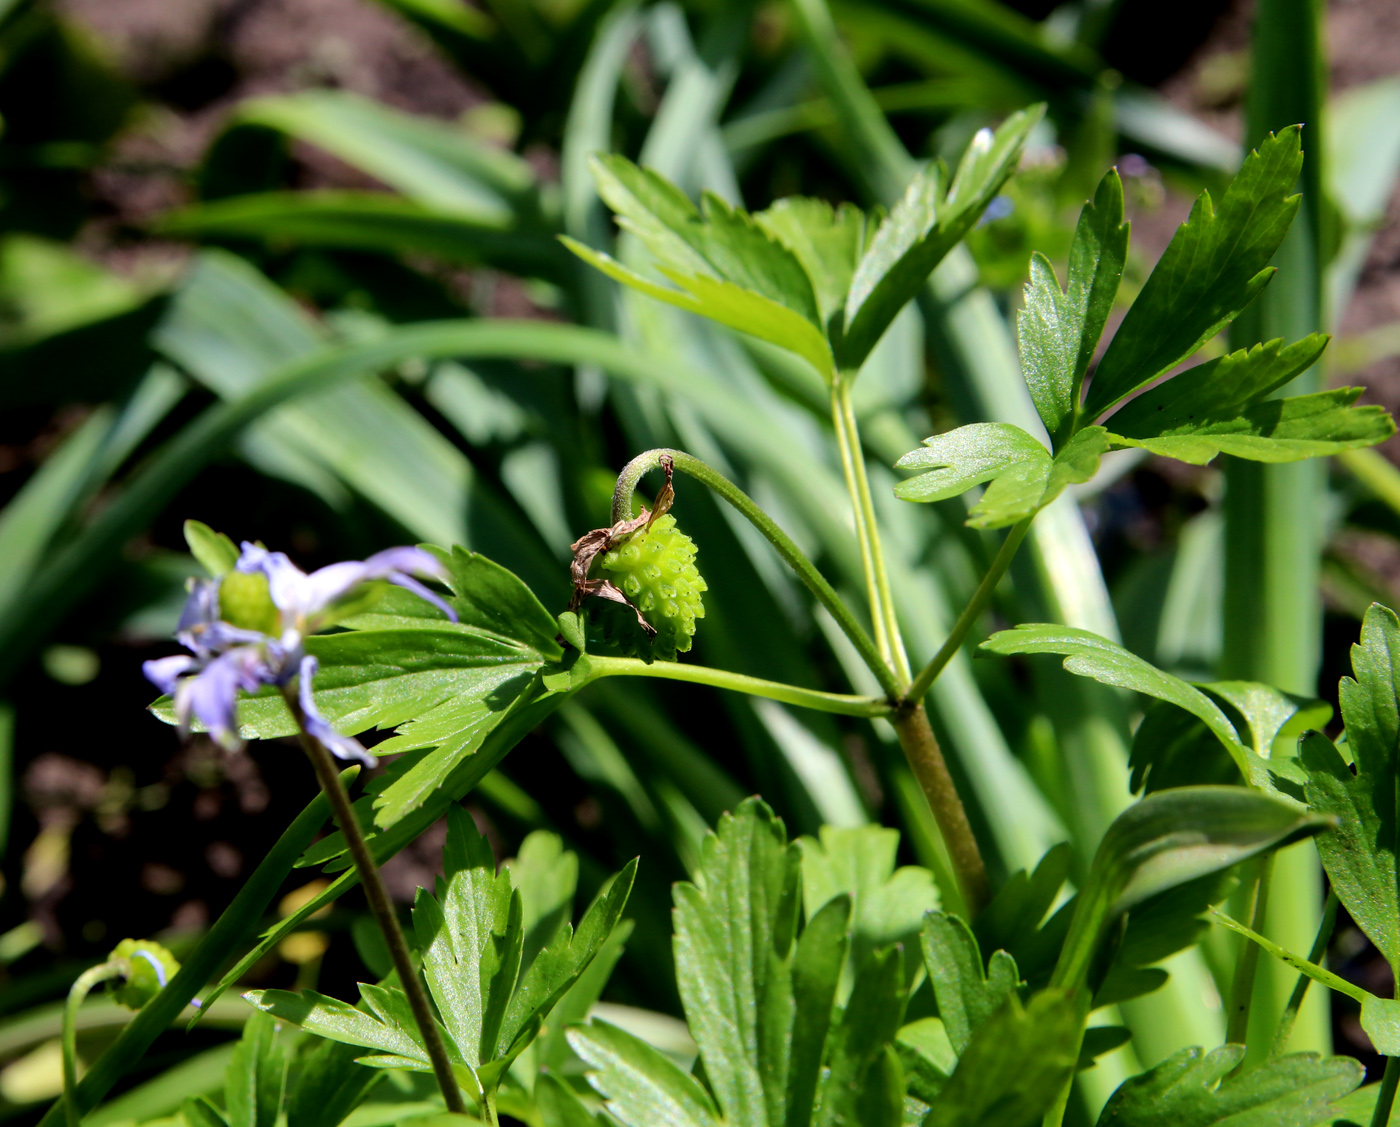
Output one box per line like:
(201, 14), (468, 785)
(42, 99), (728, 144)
(108, 939), (180, 1010)
(593, 514), (707, 660)
(218, 571), (280, 635)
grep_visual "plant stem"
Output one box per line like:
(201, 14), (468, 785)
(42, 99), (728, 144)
(832, 377), (910, 684)
(63, 963), (124, 1127)
(1375, 1057), (1400, 1127)
(281, 688), (466, 1115)
(611, 448), (900, 699)
(1272, 890), (1340, 1056)
(891, 704), (989, 914)
(1225, 855), (1275, 1052)
(905, 516), (1032, 705)
(587, 655), (892, 717)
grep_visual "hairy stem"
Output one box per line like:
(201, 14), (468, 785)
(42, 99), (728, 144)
(281, 688), (466, 1115)
(892, 704), (989, 914)
(587, 654), (892, 717)
(905, 516), (1032, 705)
(832, 377), (910, 683)
(1375, 1057), (1400, 1127)
(611, 447), (900, 699)
(1272, 890), (1340, 1056)
(63, 963), (124, 1127)
(1226, 856), (1275, 1055)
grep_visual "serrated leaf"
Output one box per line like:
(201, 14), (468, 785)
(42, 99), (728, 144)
(1017, 170), (1129, 446)
(184, 520), (240, 577)
(816, 945), (908, 1127)
(799, 825), (937, 987)
(920, 990), (1079, 1127)
(756, 198), (870, 330)
(1094, 1044), (1363, 1126)
(1083, 128), (1305, 419)
(243, 989), (429, 1063)
(568, 1020), (720, 1127)
(978, 624), (1265, 787)
(434, 545), (564, 659)
(672, 797), (801, 1127)
(226, 1012), (286, 1127)
(414, 811), (522, 1067)
(1303, 604), (1400, 975)
(919, 914), (1019, 1055)
(841, 107), (1044, 368)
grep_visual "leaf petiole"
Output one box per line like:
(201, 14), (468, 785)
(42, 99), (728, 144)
(63, 962), (125, 1127)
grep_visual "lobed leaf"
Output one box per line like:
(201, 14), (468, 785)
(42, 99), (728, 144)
(1083, 128), (1304, 420)
(242, 989), (429, 1064)
(815, 945), (908, 1127)
(756, 198), (870, 330)
(919, 913), (1019, 1055)
(568, 1020), (720, 1127)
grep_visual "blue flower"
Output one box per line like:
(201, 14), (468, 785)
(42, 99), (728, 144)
(144, 543), (456, 761)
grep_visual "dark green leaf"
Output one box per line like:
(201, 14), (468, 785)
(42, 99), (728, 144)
(536, 1074), (607, 1127)
(816, 945), (908, 1127)
(919, 913), (1019, 1055)
(181, 1096), (229, 1127)
(895, 1018), (956, 1104)
(434, 545), (564, 659)
(1080, 1026), (1132, 1070)
(972, 843), (1072, 963)
(1017, 170), (1128, 445)
(1304, 604), (1400, 974)
(285, 1039), (382, 1127)
(1094, 1044), (1363, 1126)
(567, 1020), (720, 1127)
(225, 1012), (286, 1127)
(841, 107), (1044, 368)
(788, 896), (850, 1127)
(1083, 128), (1305, 419)
(672, 797), (801, 1127)
(920, 990), (1079, 1127)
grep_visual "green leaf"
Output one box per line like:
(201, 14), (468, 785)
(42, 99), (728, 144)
(284, 1040), (382, 1127)
(567, 1020), (720, 1127)
(894, 1019), (956, 1104)
(1094, 1044), (1363, 1126)
(506, 830), (579, 971)
(536, 1074), (607, 1127)
(672, 796), (801, 1127)
(789, 897), (851, 1127)
(1017, 169), (1128, 446)
(840, 106), (1044, 368)
(1053, 787), (1329, 994)
(972, 843), (1072, 965)
(816, 945), (908, 1127)
(225, 1013), (286, 1127)
(415, 806), (522, 1067)
(434, 545), (564, 659)
(755, 198), (870, 330)
(1083, 127), (1305, 419)
(1362, 996), (1400, 1056)
(242, 989), (430, 1064)
(181, 1096), (229, 1127)
(1303, 604), (1400, 974)
(978, 624), (1264, 787)
(184, 521), (240, 578)
(919, 913), (1019, 1055)
(799, 825), (937, 986)
(920, 990), (1079, 1127)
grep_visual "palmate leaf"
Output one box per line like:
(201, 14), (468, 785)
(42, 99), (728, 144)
(1018, 169), (1129, 447)
(1082, 127), (1305, 420)
(756, 198), (870, 330)
(1303, 603), (1400, 975)
(839, 105), (1045, 369)
(893, 424), (1109, 529)
(1094, 1044), (1363, 1126)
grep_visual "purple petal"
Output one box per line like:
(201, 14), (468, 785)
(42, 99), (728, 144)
(297, 655), (374, 767)
(175, 652), (245, 750)
(299, 561), (373, 616)
(237, 542), (309, 620)
(143, 654), (197, 696)
(361, 547), (449, 582)
(387, 572), (458, 622)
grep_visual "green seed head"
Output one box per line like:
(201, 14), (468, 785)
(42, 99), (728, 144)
(218, 571), (280, 635)
(591, 514), (707, 661)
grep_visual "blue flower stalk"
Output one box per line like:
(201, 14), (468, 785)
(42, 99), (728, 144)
(144, 541), (468, 1115)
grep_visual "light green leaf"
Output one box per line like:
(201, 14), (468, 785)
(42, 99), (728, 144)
(978, 624), (1263, 786)
(183, 521), (240, 578)
(841, 106), (1044, 368)
(1017, 170), (1128, 446)
(568, 1021), (720, 1127)
(1083, 127), (1305, 419)
(1362, 997), (1400, 1056)
(182, 1096), (229, 1127)
(756, 197), (870, 329)
(894, 1019), (956, 1105)
(242, 990), (428, 1064)
(225, 1012), (286, 1127)
(1094, 1044), (1363, 1126)
(893, 423), (1050, 525)
(1303, 604), (1400, 975)
(536, 1074), (607, 1127)
(919, 914), (1019, 1056)
(919, 990), (1079, 1127)
(506, 831), (579, 971)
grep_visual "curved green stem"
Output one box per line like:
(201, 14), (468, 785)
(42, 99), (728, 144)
(905, 516), (1031, 705)
(280, 687), (466, 1115)
(832, 377), (910, 684)
(63, 963), (124, 1127)
(611, 447), (901, 699)
(586, 654), (892, 718)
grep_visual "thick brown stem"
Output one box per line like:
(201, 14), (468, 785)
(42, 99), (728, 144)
(893, 704), (989, 915)
(283, 690), (467, 1115)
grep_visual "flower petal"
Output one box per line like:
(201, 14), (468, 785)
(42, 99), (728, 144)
(387, 572), (458, 622)
(237, 542), (310, 622)
(297, 655), (374, 767)
(143, 654), (196, 697)
(176, 651), (247, 750)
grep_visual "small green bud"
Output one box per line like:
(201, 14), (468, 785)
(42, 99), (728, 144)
(593, 514), (707, 660)
(218, 571), (280, 635)
(108, 939), (179, 1010)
